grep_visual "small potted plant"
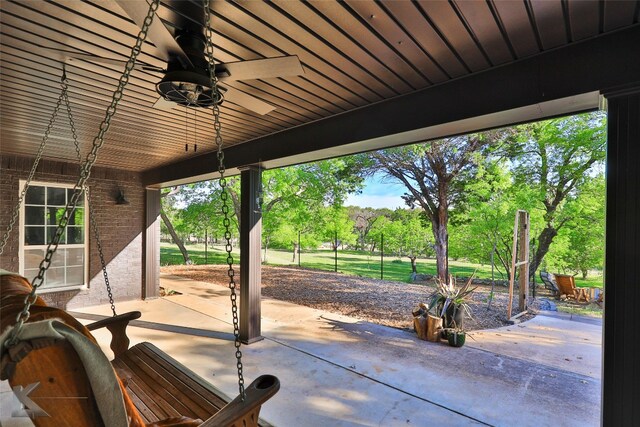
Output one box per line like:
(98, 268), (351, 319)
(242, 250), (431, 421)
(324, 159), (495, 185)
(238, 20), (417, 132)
(444, 320), (467, 347)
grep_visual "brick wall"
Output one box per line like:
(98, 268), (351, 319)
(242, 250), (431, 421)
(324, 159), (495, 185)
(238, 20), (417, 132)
(0, 154), (146, 309)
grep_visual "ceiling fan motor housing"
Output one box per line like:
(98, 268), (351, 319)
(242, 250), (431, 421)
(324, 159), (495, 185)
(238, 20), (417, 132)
(156, 30), (223, 107)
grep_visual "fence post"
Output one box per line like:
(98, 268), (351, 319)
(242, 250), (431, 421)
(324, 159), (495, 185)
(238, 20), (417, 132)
(298, 230), (301, 267)
(334, 230), (338, 272)
(205, 229), (208, 264)
(380, 233), (384, 280)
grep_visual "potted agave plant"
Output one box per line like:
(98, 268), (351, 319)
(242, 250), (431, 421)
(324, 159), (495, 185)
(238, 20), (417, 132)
(428, 273), (476, 330)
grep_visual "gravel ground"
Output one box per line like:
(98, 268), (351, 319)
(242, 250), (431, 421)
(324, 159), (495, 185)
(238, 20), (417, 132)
(161, 264), (543, 331)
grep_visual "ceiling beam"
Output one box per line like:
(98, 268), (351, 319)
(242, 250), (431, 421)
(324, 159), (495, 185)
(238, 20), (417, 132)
(143, 24), (640, 187)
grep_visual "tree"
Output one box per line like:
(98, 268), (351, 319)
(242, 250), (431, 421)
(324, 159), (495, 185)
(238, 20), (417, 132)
(391, 209), (432, 275)
(261, 159), (364, 262)
(507, 112), (606, 273)
(365, 130), (509, 281)
(315, 206), (357, 250)
(556, 174), (605, 278)
(160, 187), (192, 264)
(347, 206), (385, 251)
(449, 160), (539, 279)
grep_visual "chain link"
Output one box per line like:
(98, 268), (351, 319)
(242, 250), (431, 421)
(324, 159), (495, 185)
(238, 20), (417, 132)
(203, 0), (245, 400)
(0, 74), (68, 255)
(65, 86), (117, 316)
(6, 0), (159, 347)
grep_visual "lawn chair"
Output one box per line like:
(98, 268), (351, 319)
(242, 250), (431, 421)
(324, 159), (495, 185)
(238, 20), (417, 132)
(553, 274), (590, 302)
(540, 271), (560, 296)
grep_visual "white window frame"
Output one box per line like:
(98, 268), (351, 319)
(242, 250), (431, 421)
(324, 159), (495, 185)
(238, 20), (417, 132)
(18, 180), (89, 293)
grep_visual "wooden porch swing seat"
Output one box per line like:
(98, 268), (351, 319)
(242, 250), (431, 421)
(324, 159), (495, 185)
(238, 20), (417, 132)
(0, 272), (278, 426)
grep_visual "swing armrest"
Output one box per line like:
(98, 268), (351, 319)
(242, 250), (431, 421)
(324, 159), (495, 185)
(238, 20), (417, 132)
(86, 311), (141, 357)
(200, 375), (280, 427)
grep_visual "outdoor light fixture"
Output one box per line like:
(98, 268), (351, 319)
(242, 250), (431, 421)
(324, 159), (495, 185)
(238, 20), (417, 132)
(115, 189), (129, 205)
(156, 69), (225, 108)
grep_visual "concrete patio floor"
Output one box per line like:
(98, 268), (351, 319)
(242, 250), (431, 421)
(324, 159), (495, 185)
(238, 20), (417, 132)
(1, 274), (602, 426)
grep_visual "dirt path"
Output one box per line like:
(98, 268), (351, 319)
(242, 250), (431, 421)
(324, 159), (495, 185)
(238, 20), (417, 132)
(162, 264), (540, 331)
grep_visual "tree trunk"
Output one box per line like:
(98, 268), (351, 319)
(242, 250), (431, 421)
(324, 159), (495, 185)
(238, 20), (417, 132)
(430, 207), (449, 282)
(408, 256), (418, 274)
(292, 242), (298, 263)
(530, 225), (558, 274)
(160, 209), (192, 264)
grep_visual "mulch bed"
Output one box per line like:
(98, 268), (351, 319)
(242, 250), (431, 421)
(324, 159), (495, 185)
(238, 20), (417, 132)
(161, 264), (546, 331)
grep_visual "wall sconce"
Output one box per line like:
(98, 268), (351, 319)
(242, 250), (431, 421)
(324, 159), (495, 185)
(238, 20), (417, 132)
(115, 189), (130, 205)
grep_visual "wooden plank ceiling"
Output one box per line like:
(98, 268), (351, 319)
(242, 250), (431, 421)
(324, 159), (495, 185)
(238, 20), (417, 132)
(1, 0), (639, 172)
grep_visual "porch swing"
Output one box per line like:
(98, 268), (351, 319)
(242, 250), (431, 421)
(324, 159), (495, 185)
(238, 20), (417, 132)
(0, 1), (279, 425)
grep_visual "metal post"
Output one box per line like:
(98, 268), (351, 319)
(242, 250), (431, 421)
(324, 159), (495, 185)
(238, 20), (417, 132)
(298, 230), (301, 267)
(380, 233), (384, 280)
(334, 230), (338, 272)
(205, 229), (208, 264)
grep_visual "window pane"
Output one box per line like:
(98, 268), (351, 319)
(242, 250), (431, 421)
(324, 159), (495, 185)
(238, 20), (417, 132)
(47, 207), (65, 225)
(45, 268), (65, 288)
(24, 269), (40, 283)
(25, 226), (45, 245)
(66, 266), (84, 286)
(67, 227), (84, 244)
(49, 249), (65, 268)
(69, 208), (84, 226)
(26, 206), (44, 225)
(47, 226), (66, 244)
(47, 187), (66, 206)
(25, 186), (44, 205)
(67, 188), (84, 204)
(67, 248), (84, 266)
(24, 249), (45, 270)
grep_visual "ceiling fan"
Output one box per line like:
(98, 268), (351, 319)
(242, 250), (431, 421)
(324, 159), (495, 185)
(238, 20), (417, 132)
(56, 0), (304, 115)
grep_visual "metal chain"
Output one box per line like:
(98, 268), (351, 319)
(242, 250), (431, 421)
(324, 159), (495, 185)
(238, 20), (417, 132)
(65, 86), (117, 316)
(6, 0), (159, 347)
(203, 0), (245, 400)
(0, 72), (68, 255)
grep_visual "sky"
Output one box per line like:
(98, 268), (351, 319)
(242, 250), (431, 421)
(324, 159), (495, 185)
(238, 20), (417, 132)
(344, 173), (407, 209)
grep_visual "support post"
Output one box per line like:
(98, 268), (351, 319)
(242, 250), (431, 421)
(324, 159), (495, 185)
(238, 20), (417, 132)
(602, 87), (640, 425)
(239, 166), (263, 344)
(143, 188), (161, 299)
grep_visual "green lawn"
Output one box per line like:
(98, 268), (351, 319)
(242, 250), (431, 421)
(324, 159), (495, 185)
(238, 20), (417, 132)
(161, 242), (603, 288)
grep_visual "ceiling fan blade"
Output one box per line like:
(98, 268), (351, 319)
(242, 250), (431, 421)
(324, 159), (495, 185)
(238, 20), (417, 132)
(112, 0), (193, 67)
(218, 56), (304, 82)
(223, 86), (276, 115)
(152, 96), (177, 111)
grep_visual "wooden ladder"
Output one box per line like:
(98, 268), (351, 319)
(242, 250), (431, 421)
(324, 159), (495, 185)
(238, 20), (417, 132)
(507, 210), (530, 319)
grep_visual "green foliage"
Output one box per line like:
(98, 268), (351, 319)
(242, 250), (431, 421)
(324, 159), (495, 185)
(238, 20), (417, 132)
(506, 112), (606, 272)
(546, 174), (605, 277)
(160, 112), (606, 282)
